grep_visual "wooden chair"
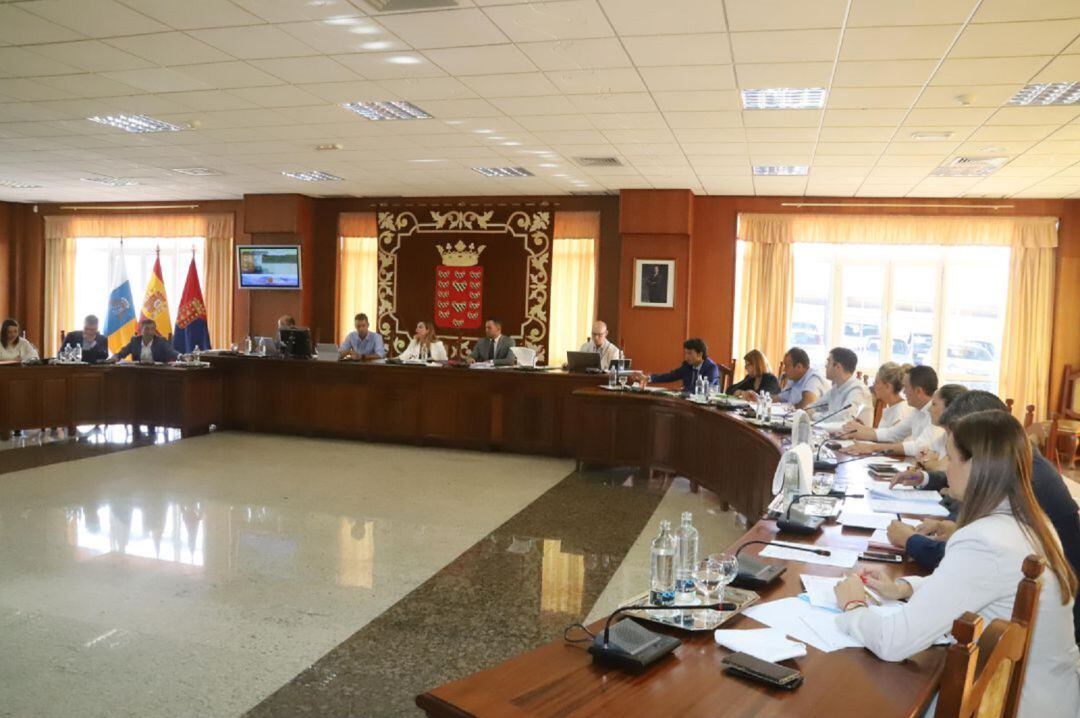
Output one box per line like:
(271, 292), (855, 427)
(1005, 398), (1014, 416)
(717, 361), (734, 393)
(872, 398), (885, 428)
(1030, 365), (1080, 469)
(934, 555), (1044, 718)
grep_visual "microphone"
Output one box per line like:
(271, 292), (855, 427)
(601, 602), (738, 645)
(776, 494), (827, 535)
(811, 403), (852, 426)
(589, 601), (738, 672)
(732, 540), (832, 589)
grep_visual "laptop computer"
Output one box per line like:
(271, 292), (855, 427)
(566, 351), (601, 372)
(314, 343), (339, 361)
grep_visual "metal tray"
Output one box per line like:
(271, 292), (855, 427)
(617, 587), (760, 632)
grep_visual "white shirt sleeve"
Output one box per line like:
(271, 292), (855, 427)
(400, 339), (419, 360)
(902, 424), (944, 457)
(874, 408), (917, 443)
(20, 339), (39, 361)
(430, 341), (448, 361)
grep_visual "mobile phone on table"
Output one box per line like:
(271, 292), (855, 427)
(860, 550), (903, 563)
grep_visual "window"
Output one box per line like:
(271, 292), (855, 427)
(548, 237), (596, 365)
(337, 236), (379, 342)
(787, 244), (1008, 391)
(73, 237), (206, 336)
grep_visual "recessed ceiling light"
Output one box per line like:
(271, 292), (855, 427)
(170, 167), (222, 176)
(386, 55), (421, 65)
(502, 141), (521, 146)
(315, 143), (343, 151)
(342, 100), (431, 121)
(87, 114), (184, 133)
(910, 131), (954, 141)
(489, 136), (504, 141)
(753, 165), (809, 176)
(472, 167), (533, 178)
(1008, 82), (1080, 106)
(931, 156), (1008, 177)
(0, 180), (43, 188)
(361, 40), (391, 50)
(324, 16), (361, 25)
(539, 163), (558, 168)
(474, 129), (492, 134)
(81, 176), (138, 186)
(349, 25), (381, 35)
(409, 158), (445, 163)
(979, 145), (1007, 153)
(281, 170), (344, 182)
(741, 87), (826, 110)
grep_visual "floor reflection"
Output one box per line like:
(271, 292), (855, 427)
(72, 502), (206, 568)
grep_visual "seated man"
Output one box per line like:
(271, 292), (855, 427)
(883, 391), (1080, 644)
(107, 319), (179, 364)
(339, 313), (385, 361)
(61, 314), (109, 364)
(843, 364), (940, 456)
(277, 314), (296, 330)
(760, 347), (826, 408)
(807, 347), (873, 424)
(638, 338), (718, 393)
(468, 318), (516, 366)
(576, 320), (620, 370)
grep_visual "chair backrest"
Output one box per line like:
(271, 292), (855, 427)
(1059, 364), (1079, 422)
(934, 555), (1044, 718)
(1023, 405), (1035, 428)
(510, 346), (536, 367)
(717, 361), (734, 393)
(1005, 398), (1015, 415)
(872, 398), (885, 428)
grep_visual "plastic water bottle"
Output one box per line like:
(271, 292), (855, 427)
(674, 512), (699, 595)
(244, 335), (253, 354)
(193, 345), (201, 362)
(764, 392), (773, 419)
(609, 364), (618, 388)
(74, 344), (82, 362)
(650, 520), (677, 606)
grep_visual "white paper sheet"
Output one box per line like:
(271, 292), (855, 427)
(713, 628), (808, 662)
(837, 510), (893, 530)
(758, 540), (861, 568)
(869, 518), (921, 545)
(741, 597), (839, 652)
(868, 483), (946, 503)
(868, 497), (950, 517)
(800, 575), (900, 612)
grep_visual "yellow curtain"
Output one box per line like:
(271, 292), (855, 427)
(1000, 220), (1058, 421)
(736, 215), (795, 375)
(43, 235), (76, 357)
(742, 213), (1058, 246)
(338, 212), (379, 343)
(549, 211), (599, 366)
(204, 215), (234, 350)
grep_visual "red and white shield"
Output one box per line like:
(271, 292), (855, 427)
(435, 265), (482, 329)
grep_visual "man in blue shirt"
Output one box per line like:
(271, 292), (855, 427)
(774, 347), (828, 408)
(641, 338), (719, 393)
(339, 312), (386, 361)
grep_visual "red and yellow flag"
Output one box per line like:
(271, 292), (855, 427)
(139, 251), (172, 338)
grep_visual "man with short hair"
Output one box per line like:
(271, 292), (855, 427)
(577, 320), (620, 370)
(61, 314), (109, 364)
(277, 315), (296, 330)
(339, 313), (385, 361)
(639, 338), (718, 393)
(768, 347), (827, 409)
(468, 318), (516, 366)
(844, 364), (940, 456)
(106, 319), (179, 364)
(808, 347), (873, 424)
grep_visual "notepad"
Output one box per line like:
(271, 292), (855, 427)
(868, 483), (945, 503)
(759, 540), (861, 568)
(713, 628), (808, 663)
(868, 497), (950, 517)
(800, 575), (899, 612)
(838, 510), (893, 530)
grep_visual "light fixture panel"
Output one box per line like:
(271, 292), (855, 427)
(741, 88), (826, 110)
(471, 167), (534, 177)
(281, 170), (344, 182)
(87, 114), (184, 133)
(1008, 82), (1080, 106)
(341, 100), (432, 121)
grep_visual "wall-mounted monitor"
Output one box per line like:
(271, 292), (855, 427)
(237, 245), (302, 289)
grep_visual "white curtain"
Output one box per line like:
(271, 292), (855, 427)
(338, 213), (379, 343)
(549, 211), (600, 365)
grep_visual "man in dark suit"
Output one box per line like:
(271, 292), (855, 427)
(468, 318), (516, 366)
(885, 390), (1080, 644)
(61, 314), (110, 364)
(106, 319), (179, 364)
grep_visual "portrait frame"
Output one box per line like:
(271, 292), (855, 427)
(633, 259), (675, 308)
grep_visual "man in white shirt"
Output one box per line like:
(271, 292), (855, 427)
(577, 320), (620, 370)
(808, 347), (873, 425)
(843, 364), (941, 456)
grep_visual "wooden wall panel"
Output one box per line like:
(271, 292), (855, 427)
(618, 233), (691, 373)
(0, 202), (10, 319)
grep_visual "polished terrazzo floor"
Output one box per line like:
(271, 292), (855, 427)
(0, 431), (748, 718)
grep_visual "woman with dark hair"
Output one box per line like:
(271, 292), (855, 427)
(729, 349), (781, 399)
(834, 410), (1079, 717)
(0, 318), (39, 362)
(399, 320), (447, 362)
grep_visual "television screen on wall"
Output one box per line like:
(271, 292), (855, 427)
(237, 245), (301, 289)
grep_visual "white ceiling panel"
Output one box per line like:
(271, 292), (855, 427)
(423, 45), (538, 76)
(639, 66), (736, 92)
(27, 41), (154, 73)
(951, 20), (1080, 58)
(731, 30), (841, 64)
(973, 0), (1080, 23)
(23, 0), (170, 37)
(622, 34), (732, 67)
(189, 26), (321, 60)
(378, 9), (509, 49)
(277, 20), (406, 55)
(847, 0), (978, 27)
(931, 57), (1051, 85)
(116, 0), (264, 30)
(0, 4), (84, 44)
(546, 68), (646, 95)
(734, 62), (834, 87)
(105, 32), (234, 66)
(460, 73), (561, 98)
(600, 0), (726, 35)
(251, 57), (360, 84)
(827, 87), (922, 109)
(483, 1), (614, 42)
(833, 60), (937, 87)
(841, 25), (960, 61)
(171, 62), (283, 90)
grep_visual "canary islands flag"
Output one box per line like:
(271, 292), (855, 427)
(173, 257), (211, 353)
(104, 251), (137, 354)
(139, 251), (172, 338)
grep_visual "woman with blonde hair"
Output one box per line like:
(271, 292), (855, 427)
(399, 320), (447, 362)
(729, 349), (781, 399)
(834, 410), (1079, 717)
(872, 362), (914, 429)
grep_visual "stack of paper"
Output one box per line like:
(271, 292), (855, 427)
(713, 628), (807, 662)
(837, 510), (893, 530)
(800, 574), (900, 612)
(868, 497), (950, 517)
(742, 597), (860, 652)
(759, 541), (861, 568)
(868, 484), (946, 503)
(869, 518), (922, 545)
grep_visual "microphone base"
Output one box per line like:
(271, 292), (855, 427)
(731, 555), (786, 590)
(813, 460), (838, 472)
(776, 516), (825, 535)
(588, 619), (681, 673)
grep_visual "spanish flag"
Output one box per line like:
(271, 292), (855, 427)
(139, 250), (172, 339)
(104, 250), (137, 354)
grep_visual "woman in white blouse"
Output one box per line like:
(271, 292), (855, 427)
(872, 362), (914, 429)
(834, 410), (1080, 718)
(0, 318), (39, 362)
(399, 320), (447, 362)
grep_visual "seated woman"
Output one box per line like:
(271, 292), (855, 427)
(399, 320), (447, 362)
(834, 410), (1079, 718)
(846, 382), (966, 458)
(0, 318), (39, 362)
(871, 362), (914, 429)
(729, 349), (781, 399)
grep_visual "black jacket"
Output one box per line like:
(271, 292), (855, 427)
(728, 372), (782, 396)
(61, 331), (109, 364)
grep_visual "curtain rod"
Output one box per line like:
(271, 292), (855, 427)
(58, 204), (200, 211)
(780, 202), (1014, 210)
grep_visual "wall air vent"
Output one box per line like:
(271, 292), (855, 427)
(931, 156), (1008, 177)
(573, 156), (622, 167)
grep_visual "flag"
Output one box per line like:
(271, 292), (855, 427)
(173, 256), (211, 352)
(104, 249), (137, 354)
(139, 250), (172, 338)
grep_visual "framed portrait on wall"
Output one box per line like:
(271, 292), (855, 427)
(633, 259), (675, 308)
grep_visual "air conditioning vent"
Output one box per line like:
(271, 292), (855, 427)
(573, 156), (622, 167)
(361, 0), (458, 11)
(570, 190), (618, 196)
(931, 156), (1008, 177)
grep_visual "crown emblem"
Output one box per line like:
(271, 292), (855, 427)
(436, 240), (485, 267)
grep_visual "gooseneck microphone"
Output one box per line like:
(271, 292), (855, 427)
(587, 601), (738, 672)
(601, 602), (738, 646)
(732, 540), (831, 588)
(810, 403), (852, 426)
(734, 539), (831, 559)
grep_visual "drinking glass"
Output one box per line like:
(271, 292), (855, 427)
(810, 472), (836, 513)
(618, 371), (628, 389)
(707, 553), (739, 603)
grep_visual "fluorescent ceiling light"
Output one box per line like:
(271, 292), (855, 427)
(87, 114), (184, 133)
(281, 170), (344, 182)
(170, 167), (222, 176)
(0, 180), (42, 188)
(910, 131), (954, 141)
(741, 87), (826, 110)
(753, 165), (809, 176)
(472, 167), (533, 178)
(386, 55), (421, 65)
(81, 176), (138, 186)
(342, 100), (431, 121)
(1008, 82), (1080, 106)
